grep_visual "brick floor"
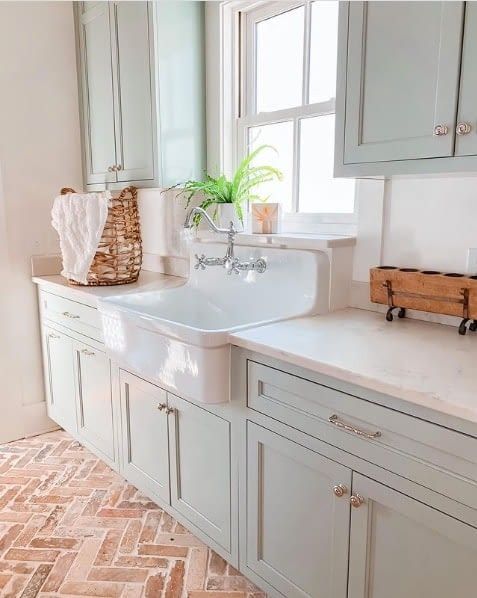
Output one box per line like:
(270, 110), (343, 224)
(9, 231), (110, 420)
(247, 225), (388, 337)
(0, 430), (266, 597)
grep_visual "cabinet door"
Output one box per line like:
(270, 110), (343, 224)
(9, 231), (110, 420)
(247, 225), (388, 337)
(119, 371), (170, 504)
(343, 1), (464, 164)
(77, 2), (117, 185)
(44, 328), (77, 434)
(246, 423), (351, 598)
(74, 342), (115, 463)
(112, 1), (156, 182)
(455, 2), (477, 156)
(348, 473), (477, 598)
(168, 394), (231, 552)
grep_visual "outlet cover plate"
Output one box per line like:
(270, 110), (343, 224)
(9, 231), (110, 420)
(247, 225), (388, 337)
(467, 248), (477, 274)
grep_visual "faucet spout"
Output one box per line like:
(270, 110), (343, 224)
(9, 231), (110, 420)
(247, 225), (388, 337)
(184, 207), (235, 236)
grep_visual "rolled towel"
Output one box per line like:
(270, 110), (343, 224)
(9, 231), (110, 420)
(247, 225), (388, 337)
(51, 190), (110, 284)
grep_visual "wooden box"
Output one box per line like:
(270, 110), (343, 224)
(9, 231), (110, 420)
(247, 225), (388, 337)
(370, 266), (477, 325)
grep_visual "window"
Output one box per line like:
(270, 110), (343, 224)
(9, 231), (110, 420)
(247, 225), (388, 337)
(235, 0), (356, 229)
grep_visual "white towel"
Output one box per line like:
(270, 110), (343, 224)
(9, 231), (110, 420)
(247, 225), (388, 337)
(51, 191), (110, 284)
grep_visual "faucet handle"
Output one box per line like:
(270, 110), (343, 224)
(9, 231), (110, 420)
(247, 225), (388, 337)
(194, 254), (206, 270)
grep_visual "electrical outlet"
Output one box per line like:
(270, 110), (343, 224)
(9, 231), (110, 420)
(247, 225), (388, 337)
(466, 248), (477, 274)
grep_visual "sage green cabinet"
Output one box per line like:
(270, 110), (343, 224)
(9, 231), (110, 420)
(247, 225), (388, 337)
(168, 393), (232, 552)
(43, 327), (77, 435)
(119, 371), (170, 504)
(76, 1), (205, 190)
(74, 341), (116, 465)
(246, 422), (351, 598)
(335, 1), (477, 176)
(348, 473), (477, 598)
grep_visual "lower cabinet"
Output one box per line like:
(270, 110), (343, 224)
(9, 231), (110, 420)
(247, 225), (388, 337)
(348, 473), (477, 598)
(246, 421), (477, 598)
(74, 340), (115, 464)
(44, 327), (77, 434)
(119, 370), (170, 503)
(168, 392), (231, 552)
(118, 372), (232, 553)
(246, 422), (351, 598)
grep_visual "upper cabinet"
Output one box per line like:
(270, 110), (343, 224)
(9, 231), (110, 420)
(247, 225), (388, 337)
(75, 1), (206, 190)
(335, 1), (477, 177)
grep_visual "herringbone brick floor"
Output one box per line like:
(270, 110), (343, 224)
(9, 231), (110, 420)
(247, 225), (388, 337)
(0, 430), (266, 597)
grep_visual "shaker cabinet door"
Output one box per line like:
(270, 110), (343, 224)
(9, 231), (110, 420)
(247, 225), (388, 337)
(343, 1), (464, 164)
(77, 2), (117, 185)
(74, 342), (116, 464)
(348, 473), (477, 598)
(119, 371), (170, 504)
(168, 394), (232, 552)
(246, 423), (351, 598)
(455, 2), (477, 157)
(44, 328), (77, 434)
(112, 1), (156, 183)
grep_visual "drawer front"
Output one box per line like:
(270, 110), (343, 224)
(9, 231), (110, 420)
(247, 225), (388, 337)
(40, 291), (102, 341)
(247, 360), (477, 506)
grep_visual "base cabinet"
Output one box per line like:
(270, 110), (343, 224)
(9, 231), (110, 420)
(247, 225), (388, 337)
(168, 393), (232, 552)
(44, 328), (77, 434)
(348, 473), (477, 598)
(119, 371), (170, 503)
(246, 423), (351, 598)
(74, 341), (115, 464)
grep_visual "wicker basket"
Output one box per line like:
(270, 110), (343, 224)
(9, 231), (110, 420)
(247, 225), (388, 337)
(60, 186), (142, 287)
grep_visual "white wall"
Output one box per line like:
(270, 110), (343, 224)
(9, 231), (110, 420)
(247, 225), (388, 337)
(0, 1), (82, 439)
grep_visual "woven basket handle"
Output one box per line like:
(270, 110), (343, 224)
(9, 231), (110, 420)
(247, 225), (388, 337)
(60, 187), (76, 195)
(118, 186), (138, 201)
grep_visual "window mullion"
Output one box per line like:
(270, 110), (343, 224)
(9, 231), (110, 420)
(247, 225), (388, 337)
(302, 0), (312, 105)
(291, 117), (301, 214)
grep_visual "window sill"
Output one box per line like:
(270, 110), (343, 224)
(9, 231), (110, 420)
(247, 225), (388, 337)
(196, 231), (356, 251)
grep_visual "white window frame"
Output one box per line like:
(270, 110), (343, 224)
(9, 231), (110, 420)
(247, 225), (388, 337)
(220, 0), (358, 233)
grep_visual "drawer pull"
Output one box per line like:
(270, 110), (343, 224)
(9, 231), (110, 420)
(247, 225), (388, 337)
(81, 349), (95, 357)
(62, 311), (80, 319)
(48, 333), (60, 339)
(328, 414), (381, 440)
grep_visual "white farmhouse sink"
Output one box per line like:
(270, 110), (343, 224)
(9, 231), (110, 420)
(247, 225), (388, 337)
(99, 242), (330, 403)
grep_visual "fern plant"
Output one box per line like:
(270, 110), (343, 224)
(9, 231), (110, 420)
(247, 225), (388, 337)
(181, 145), (283, 226)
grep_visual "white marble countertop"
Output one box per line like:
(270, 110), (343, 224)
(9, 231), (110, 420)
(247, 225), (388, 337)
(32, 272), (186, 308)
(231, 308), (477, 433)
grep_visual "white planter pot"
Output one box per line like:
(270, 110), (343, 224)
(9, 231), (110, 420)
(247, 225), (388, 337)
(217, 203), (246, 232)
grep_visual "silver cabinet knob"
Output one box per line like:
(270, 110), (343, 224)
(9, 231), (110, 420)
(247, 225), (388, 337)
(108, 166), (114, 172)
(116, 164), (122, 171)
(350, 494), (364, 508)
(333, 484), (348, 498)
(456, 122), (472, 135)
(165, 407), (175, 415)
(157, 403), (167, 411)
(433, 124), (449, 136)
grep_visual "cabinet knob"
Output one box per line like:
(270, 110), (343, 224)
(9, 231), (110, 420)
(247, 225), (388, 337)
(456, 122), (472, 136)
(116, 164), (122, 171)
(157, 403), (167, 411)
(165, 407), (175, 415)
(350, 494), (364, 508)
(108, 166), (114, 172)
(433, 124), (449, 136)
(333, 484), (348, 497)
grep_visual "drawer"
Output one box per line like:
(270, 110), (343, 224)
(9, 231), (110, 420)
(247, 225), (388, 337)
(247, 360), (477, 507)
(40, 291), (103, 342)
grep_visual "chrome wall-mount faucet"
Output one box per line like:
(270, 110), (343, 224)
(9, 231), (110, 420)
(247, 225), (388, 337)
(184, 207), (267, 275)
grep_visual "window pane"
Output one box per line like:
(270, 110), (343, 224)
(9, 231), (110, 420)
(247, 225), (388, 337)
(299, 114), (355, 213)
(256, 7), (304, 113)
(248, 121), (294, 213)
(309, 1), (339, 104)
